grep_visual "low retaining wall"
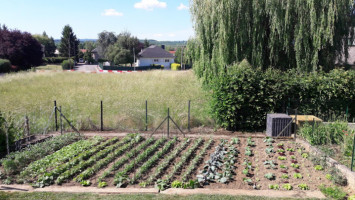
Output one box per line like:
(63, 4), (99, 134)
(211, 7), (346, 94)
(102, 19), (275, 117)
(296, 138), (355, 191)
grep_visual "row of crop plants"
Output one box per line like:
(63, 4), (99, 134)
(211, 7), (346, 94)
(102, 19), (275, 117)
(0, 133), (81, 178)
(32, 134), (137, 187)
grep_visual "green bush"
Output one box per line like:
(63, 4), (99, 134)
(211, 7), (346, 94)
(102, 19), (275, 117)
(61, 59), (74, 70)
(171, 63), (181, 70)
(43, 57), (73, 64)
(210, 59), (355, 131)
(0, 59), (12, 73)
(319, 185), (347, 200)
(0, 112), (17, 156)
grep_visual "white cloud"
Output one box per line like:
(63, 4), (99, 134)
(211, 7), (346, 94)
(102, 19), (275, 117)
(134, 0), (167, 11)
(102, 9), (123, 16)
(168, 33), (176, 37)
(177, 3), (188, 10)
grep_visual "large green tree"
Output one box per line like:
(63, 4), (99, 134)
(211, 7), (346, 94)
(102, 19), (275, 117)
(189, 0), (355, 83)
(97, 31), (117, 58)
(59, 25), (80, 58)
(106, 31), (143, 65)
(33, 32), (56, 57)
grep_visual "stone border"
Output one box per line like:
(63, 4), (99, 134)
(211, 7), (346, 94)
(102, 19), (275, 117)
(0, 185), (325, 199)
(296, 138), (355, 190)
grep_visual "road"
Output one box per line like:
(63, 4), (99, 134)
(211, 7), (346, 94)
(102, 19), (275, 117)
(74, 64), (98, 72)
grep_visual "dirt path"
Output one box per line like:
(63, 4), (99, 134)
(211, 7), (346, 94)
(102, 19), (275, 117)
(0, 185), (325, 198)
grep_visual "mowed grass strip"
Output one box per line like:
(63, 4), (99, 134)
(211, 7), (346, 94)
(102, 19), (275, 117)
(0, 70), (211, 132)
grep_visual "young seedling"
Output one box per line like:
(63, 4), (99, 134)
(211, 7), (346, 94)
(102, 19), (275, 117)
(293, 173), (302, 179)
(243, 178), (253, 185)
(301, 153), (309, 158)
(281, 174), (289, 179)
(98, 181), (108, 188)
(314, 165), (324, 171)
(325, 174), (332, 180)
(290, 155), (296, 160)
(280, 164), (287, 169)
(242, 168), (249, 176)
(264, 173), (275, 180)
(283, 184), (292, 190)
(80, 180), (91, 187)
(291, 163), (300, 169)
(269, 184), (279, 190)
(247, 137), (255, 147)
(171, 180), (182, 188)
(265, 147), (274, 154)
(298, 183), (309, 190)
(277, 143), (284, 148)
(230, 137), (239, 145)
(286, 148), (294, 152)
(277, 149), (285, 153)
(278, 156), (286, 161)
(245, 147), (253, 156)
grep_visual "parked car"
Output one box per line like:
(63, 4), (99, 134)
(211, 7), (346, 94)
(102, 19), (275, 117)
(79, 58), (84, 63)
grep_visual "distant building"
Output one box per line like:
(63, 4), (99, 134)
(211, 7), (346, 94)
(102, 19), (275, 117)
(136, 45), (175, 68)
(91, 48), (100, 61)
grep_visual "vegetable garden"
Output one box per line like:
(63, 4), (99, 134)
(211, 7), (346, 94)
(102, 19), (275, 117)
(0, 133), (348, 196)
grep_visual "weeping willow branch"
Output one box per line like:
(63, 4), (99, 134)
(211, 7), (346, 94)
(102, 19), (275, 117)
(189, 0), (355, 84)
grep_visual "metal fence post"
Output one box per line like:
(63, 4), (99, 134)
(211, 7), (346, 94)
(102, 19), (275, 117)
(101, 101), (103, 131)
(145, 100), (148, 131)
(167, 108), (170, 138)
(351, 133), (355, 171)
(188, 100), (191, 132)
(25, 115), (30, 141)
(60, 106), (63, 135)
(54, 100), (58, 131)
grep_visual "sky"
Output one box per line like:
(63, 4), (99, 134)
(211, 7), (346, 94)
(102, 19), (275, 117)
(0, 0), (194, 41)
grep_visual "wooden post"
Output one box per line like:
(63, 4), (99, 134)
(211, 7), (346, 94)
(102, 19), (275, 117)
(101, 101), (103, 131)
(54, 100), (58, 131)
(60, 106), (63, 135)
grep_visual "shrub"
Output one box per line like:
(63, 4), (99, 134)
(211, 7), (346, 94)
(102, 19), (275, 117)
(61, 59), (74, 70)
(43, 57), (73, 64)
(210, 60), (355, 131)
(319, 185), (347, 200)
(171, 63), (181, 70)
(0, 59), (12, 73)
(0, 112), (17, 156)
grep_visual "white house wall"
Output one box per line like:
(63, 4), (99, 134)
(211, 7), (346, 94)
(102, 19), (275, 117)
(137, 58), (174, 68)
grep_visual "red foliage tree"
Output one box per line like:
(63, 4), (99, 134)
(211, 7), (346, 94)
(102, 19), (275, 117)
(0, 26), (43, 70)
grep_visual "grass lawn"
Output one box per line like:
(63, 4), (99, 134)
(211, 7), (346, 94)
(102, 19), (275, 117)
(35, 64), (62, 70)
(0, 70), (212, 134)
(0, 192), (320, 200)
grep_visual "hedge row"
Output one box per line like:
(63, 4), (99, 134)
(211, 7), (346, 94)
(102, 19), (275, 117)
(43, 57), (74, 64)
(210, 60), (355, 131)
(0, 59), (12, 73)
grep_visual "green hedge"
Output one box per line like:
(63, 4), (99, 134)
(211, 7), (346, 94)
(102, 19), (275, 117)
(43, 57), (74, 64)
(0, 59), (12, 73)
(61, 59), (74, 70)
(211, 60), (355, 131)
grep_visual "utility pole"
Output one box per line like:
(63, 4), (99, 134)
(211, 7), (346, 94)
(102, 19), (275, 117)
(133, 47), (135, 67)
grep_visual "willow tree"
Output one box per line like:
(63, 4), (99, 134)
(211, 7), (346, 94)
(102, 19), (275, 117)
(189, 0), (355, 83)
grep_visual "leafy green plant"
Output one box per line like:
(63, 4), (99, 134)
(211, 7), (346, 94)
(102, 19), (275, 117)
(277, 149), (285, 153)
(243, 178), (253, 185)
(298, 183), (309, 190)
(319, 185), (346, 200)
(278, 156), (286, 160)
(245, 147), (253, 156)
(293, 173), (302, 179)
(283, 184), (292, 190)
(264, 173), (275, 180)
(286, 148), (294, 152)
(242, 168), (249, 176)
(314, 165), (324, 170)
(281, 174), (289, 179)
(325, 174), (332, 180)
(263, 160), (276, 169)
(348, 195), (355, 200)
(171, 180), (182, 188)
(290, 155), (296, 160)
(230, 137), (239, 145)
(301, 153), (309, 158)
(139, 181), (147, 188)
(80, 180), (91, 187)
(265, 147), (274, 154)
(280, 164), (287, 169)
(98, 181), (108, 188)
(155, 179), (169, 191)
(183, 180), (199, 189)
(277, 143), (284, 147)
(291, 163), (300, 168)
(269, 184), (279, 190)
(247, 137), (255, 146)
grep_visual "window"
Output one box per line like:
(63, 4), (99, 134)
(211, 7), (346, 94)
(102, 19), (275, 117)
(154, 59), (159, 62)
(165, 59), (170, 62)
